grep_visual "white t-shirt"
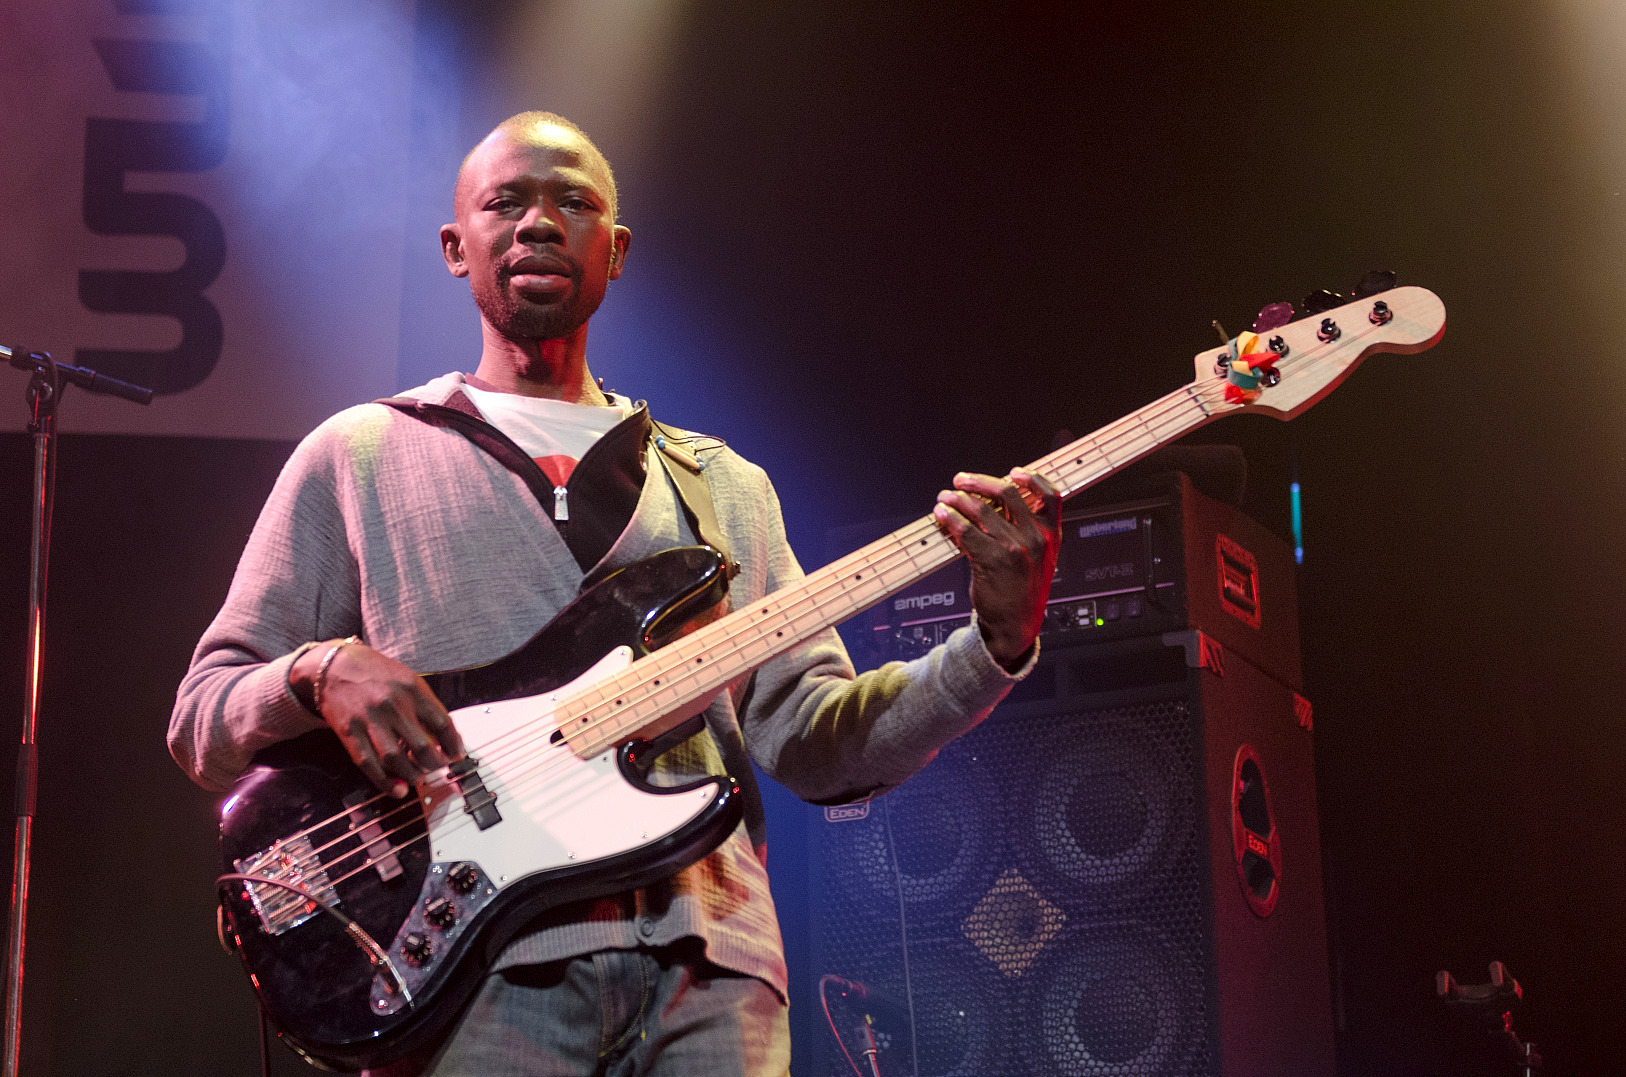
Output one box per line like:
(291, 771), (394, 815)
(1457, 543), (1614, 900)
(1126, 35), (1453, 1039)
(461, 384), (633, 489)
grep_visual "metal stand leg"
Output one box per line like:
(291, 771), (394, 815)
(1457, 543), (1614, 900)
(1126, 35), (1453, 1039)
(4, 366), (58, 1077)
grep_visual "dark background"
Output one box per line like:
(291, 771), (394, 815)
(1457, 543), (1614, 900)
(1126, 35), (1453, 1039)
(3, 1), (1623, 1073)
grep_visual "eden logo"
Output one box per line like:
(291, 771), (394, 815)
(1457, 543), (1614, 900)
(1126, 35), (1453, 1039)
(894, 591), (955, 612)
(824, 802), (871, 823)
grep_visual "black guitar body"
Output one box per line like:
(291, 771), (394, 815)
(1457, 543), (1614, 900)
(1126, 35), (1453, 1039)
(217, 546), (741, 1070)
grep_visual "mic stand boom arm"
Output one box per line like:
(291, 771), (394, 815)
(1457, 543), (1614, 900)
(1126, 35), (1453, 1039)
(2, 346), (155, 407)
(0, 346), (151, 1077)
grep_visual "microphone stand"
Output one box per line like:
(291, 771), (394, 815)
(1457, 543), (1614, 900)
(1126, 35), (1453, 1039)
(0, 346), (151, 1077)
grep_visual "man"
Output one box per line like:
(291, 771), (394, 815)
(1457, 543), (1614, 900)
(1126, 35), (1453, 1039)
(170, 112), (1060, 1076)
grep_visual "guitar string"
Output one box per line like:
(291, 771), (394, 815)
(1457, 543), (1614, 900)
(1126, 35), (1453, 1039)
(252, 331), (1386, 910)
(247, 316), (1382, 904)
(242, 319), (1378, 904)
(244, 313), (1400, 900)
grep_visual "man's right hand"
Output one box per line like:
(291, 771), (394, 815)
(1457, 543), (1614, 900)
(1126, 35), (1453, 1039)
(291, 640), (467, 797)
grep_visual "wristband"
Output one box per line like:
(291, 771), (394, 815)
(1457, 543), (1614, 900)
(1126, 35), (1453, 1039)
(312, 635), (361, 716)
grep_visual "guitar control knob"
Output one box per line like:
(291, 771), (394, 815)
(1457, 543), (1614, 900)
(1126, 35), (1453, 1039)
(447, 864), (479, 894)
(1369, 300), (1393, 325)
(1268, 335), (1288, 356)
(1317, 318), (1340, 343)
(402, 932), (434, 966)
(424, 897), (458, 930)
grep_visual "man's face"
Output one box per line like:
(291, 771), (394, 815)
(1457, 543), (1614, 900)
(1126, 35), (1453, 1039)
(442, 127), (629, 343)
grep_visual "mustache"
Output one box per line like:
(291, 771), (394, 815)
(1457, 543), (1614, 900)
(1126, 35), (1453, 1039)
(497, 256), (581, 283)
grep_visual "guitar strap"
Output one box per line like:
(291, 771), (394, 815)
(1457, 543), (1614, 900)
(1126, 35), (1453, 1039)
(648, 419), (737, 577)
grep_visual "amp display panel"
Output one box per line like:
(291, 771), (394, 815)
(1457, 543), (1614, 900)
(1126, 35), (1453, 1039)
(1043, 499), (1187, 646)
(1052, 509), (1154, 599)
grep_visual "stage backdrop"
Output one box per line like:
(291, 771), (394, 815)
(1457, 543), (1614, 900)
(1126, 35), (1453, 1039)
(0, 0), (418, 439)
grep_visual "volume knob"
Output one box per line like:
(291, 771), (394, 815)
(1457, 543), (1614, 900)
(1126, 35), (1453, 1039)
(402, 932), (434, 966)
(425, 897), (458, 930)
(447, 863), (480, 894)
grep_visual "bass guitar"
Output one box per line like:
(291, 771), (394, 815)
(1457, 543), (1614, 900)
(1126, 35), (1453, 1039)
(216, 284), (1446, 1069)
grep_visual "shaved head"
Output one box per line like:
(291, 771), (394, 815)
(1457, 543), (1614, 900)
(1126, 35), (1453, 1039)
(441, 111), (630, 357)
(455, 112), (618, 222)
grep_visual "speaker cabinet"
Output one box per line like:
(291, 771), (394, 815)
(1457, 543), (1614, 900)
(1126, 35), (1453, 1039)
(808, 635), (1334, 1076)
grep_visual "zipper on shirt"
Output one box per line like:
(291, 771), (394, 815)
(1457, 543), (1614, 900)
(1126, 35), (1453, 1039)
(553, 484), (569, 521)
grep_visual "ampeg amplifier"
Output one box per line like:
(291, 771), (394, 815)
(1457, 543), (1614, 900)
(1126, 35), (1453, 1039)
(831, 473), (1302, 689)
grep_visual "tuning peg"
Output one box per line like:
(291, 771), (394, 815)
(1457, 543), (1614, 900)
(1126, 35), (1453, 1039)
(1301, 289), (1345, 316)
(1251, 302), (1295, 333)
(1352, 269), (1397, 299)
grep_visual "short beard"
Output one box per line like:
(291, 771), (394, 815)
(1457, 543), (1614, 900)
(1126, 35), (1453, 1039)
(473, 266), (599, 343)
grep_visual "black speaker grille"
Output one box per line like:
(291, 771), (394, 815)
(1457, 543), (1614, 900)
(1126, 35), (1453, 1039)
(813, 693), (1215, 1077)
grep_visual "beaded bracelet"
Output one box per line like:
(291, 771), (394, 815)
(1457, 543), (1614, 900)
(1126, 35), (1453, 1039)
(312, 635), (361, 716)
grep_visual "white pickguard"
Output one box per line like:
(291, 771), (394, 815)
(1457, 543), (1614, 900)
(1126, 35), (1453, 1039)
(418, 647), (720, 889)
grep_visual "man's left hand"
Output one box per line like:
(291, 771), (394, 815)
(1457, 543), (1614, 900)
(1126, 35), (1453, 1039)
(932, 468), (1062, 670)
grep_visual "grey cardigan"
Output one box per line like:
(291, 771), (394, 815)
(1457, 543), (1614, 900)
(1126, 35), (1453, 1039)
(169, 372), (1030, 996)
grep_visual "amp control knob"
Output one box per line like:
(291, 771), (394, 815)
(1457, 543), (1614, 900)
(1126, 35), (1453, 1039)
(424, 897), (458, 930)
(447, 863), (480, 894)
(402, 932), (434, 966)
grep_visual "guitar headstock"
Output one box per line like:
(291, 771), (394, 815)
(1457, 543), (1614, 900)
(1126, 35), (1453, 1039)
(1191, 285), (1446, 420)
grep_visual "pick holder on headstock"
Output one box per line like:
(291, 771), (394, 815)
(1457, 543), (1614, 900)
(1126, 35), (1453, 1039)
(1210, 319), (1284, 404)
(0, 344), (151, 1077)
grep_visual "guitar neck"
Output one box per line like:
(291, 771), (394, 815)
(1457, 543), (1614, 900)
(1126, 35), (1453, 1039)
(564, 380), (1216, 755)
(555, 283), (1451, 752)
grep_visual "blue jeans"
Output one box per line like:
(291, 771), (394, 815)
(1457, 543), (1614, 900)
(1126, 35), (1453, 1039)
(365, 943), (791, 1077)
